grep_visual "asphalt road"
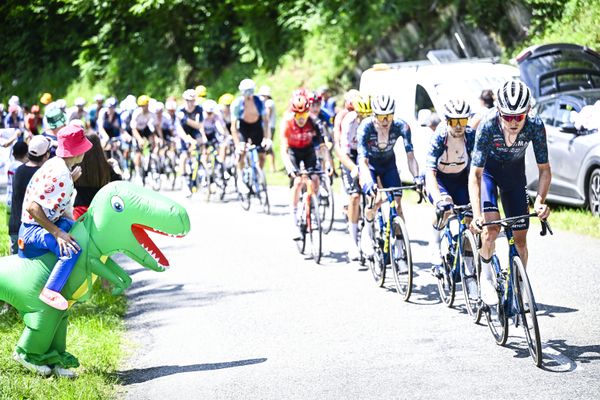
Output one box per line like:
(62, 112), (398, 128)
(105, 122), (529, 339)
(120, 185), (600, 400)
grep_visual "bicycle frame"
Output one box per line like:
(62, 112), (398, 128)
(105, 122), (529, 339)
(440, 205), (471, 283)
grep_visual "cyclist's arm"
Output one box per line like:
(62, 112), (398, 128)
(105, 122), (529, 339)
(468, 166), (484, 223)
(262, 114), (270, 140)
(535, 162), (552, 218)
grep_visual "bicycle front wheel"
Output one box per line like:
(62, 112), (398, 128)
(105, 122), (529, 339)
(367, 221), (386, 287)
(319, 178), (335, 234)
(295, 198), (307, 254)
(484, 256), (508, 345)
(390, 216), (413, 301)
(436, 230), (455, 307)
(308, 194), (322, 264)
(460, 229), (482, 323)
(514, 257), (542, 367)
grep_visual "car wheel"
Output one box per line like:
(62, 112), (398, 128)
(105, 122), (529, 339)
(588, 168), (600, 217)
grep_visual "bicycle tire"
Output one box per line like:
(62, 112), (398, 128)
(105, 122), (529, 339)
(484, 256), (508, 345)
(436, 230), (456, 307)
(308, 194), (322, 264)
(319, 178), (335, 234)
(513, 257), (542, 367)
(390, 216), (413, 301)
(295, 196), (307, 254)
(367, 220), (386, 287)
(460, 229), (482, 322)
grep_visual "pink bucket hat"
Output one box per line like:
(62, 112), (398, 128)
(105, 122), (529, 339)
(56, 125), (92, 157)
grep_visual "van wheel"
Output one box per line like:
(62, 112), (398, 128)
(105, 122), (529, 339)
(588, 168), (600, 217)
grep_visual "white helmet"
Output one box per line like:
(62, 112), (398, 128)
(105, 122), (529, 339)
(182, 89), (196, 101)
(258, 85), (271, 97)
(56, 99), (67, 109)
(94, 93), (105, 102)
(152, 101), (164, 113)
(165, 99), (178, 111)
(495, 80), (531, 115)
(239, 78), (256, 92)
(106, 97), (118, 108)
(371, 94), (395, 115)
(442, 98), (471, 118)
(74, 97), (86, 107)
(203, 99), (218, 113)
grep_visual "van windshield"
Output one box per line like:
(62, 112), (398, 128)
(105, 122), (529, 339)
(435, 76), (515, 105)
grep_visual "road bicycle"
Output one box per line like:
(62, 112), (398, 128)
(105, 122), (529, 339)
(362, 184), (422, 301)
(317, 171), (335, 235)
(434, 204), (480, 320)
(478, 213), (552, 367)
(238, 144), (270, 214)
(295, 170), (324, 264)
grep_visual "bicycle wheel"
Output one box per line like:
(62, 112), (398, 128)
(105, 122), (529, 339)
(484, 256), (508, 345)
(436, 230), (455, 307)
(255, 169), (270, 214)
(367, 221), (386, 287)
(295, 197), (307, 254)
(307, 194), (322, 264)
(318, 178), (335, 234)
(460, 230), (482, 323)
(513, 257), (542, 367)
(390, 216), (413, 301)
(150, 155), (162, 191)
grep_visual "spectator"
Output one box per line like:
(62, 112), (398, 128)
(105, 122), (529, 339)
(470, 89), (495, 130)
(8, 136), (51, 254)
(25, 104), (42, 135)
(4, 105), (25, 141)
(42, 104), (67, 156)
(6, 142), (29, 220)
(73, 134), (122, 219)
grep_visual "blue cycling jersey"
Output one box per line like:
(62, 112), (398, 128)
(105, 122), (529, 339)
(176, 105), (203, 138)
(357, 117), (413, 165)
(317, 109), (333, 128)
(471, 112), (548, 168)
(425, 124), (476, 171)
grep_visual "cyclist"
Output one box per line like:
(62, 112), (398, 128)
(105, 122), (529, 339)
(308, 91), (334, 143)
(357, 94), (422, 255)
(196, 85), (208, 105)
(318, 86), (336, 116)
(259, 85), (277, 172)
(231, 78), (270, 192)
(176, 88), (206, 192)
(4, 104), (25, 142)
(469, 80), (551, 306)
(218, 93), (234, 132)
(88, 94), (105, 132)
(130, 94), (158, 173)
(425, 99), (476, 291)
(281, 94), (327, 239)
(335, 94), (371, 260)
(202, 99), (230, 164)
(67, 97), (89, 125)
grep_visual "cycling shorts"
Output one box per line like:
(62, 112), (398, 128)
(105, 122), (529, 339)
(481, 158), (529, 230)
(428, 168), (470, 206)
(288, 146), (317, 172)
(139, 126), (154, 139)
(341, 151), (360, 195)
(367, 160), (402, 196)
(239, 119), (264, 152)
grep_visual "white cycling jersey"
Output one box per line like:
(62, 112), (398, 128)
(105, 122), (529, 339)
(130, 107), (156, 131)
(340, 110), (359, 154)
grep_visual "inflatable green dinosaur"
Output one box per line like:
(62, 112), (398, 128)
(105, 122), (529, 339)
(0, 181), (190, 369)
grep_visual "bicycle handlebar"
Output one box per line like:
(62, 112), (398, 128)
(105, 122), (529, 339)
(477, 213), (553, 236)
(377, 184), (425, 204)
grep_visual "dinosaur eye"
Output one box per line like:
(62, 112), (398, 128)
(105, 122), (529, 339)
(111, 196), (124, 212)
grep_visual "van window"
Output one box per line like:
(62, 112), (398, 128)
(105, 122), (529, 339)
(415, 84), (434, 119)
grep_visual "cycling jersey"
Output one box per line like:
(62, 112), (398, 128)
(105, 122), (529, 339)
(203, 112), (226, 140)
(316, 109), (333, 129)
(425, 124), (475, 172)
(472, 112), (548, 167)
(357, 117), (414, 166)
(283, 117), (322, 149)
(161, 112), (176, 140)
(130, 108), (156, 134)
(340, 111), (360, 154)
(99, 108), (122, 138)
(176, 105), (203, 139)
(232, 95), (265, 121)
(88, 106), (102, 131)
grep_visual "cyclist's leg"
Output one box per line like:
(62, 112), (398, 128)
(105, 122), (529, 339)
(342, 162), (361, 256)
(428, 176), (453, 276)
(479, 171), (502, 305)
(499, 185), (530, 265)
(378, 162), (403, 218)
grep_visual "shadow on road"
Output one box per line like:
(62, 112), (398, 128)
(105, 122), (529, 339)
(118, 358), (268, 385)
(536, 303), (579, 318)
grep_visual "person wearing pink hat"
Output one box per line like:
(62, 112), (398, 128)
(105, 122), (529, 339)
(18, 124), (92, 311)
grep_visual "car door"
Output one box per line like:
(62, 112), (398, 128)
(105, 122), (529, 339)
(526, 99), (556, 191)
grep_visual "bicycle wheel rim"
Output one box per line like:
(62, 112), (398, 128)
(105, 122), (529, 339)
(368, 222), (386, 287)
(390, 217), (413, 301)
(514, 257), (542, 367)
(308, 195), (322, 264)
(460, 230), (481, 321)
(483, 261), (508, 345)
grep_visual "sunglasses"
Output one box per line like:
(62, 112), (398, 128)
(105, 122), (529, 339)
(358, 112), (371, 119)
(295, 111), (309, 120)
(500, 113), (527, 123)
(375, 113), (393, 122)
(446, 118), (469, 127)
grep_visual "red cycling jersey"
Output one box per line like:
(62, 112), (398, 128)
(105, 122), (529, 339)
(283, 117), (318, 149)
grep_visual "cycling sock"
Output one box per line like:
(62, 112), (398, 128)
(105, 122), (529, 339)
(292, 207), (298, 226)
(350, 223), (359, 246)
(479, 255), (493, 281)
(429, 225), (442, 264)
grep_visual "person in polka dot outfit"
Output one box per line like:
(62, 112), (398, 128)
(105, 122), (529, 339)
(18, 124), (92, 311)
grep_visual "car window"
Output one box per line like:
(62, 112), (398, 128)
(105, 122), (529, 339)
(415, 84), (434, 120)
(536, 101), (556, 126)
(555, 102), (579, 127)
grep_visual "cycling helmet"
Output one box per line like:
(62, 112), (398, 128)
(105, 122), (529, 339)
(40, 92), (53, 105)
(203, 99), (218, 113)
(94, 93), (105, 102)
(195, 85), (207, 97)
(290, 95), (309, 113)
(106, 97), (118, 108)
(307, 92), (322, 105)
(8, 95), (19, 106)
(371, 94), (395, 115)
(352, 95), (372, 115)
(56, 99), (67, 110)
(137, 94), (150, 106)
(442, 98), (471, 119)
(495, 80), (531, 115)
(165, 99), (178, 110)
(258, 85), (271, 97)
(31, 105), (40, 113)
(239, 78), (256, 92)
(182, 89), (196, 101)
(152, 101), (164, 113)
(74, 97), (86, 107)
(218, 93), (234, 106)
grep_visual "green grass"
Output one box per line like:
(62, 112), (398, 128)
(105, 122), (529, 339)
(547, 205), (600, 238)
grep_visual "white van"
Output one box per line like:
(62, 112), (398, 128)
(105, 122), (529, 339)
(359, 50), (519, 182)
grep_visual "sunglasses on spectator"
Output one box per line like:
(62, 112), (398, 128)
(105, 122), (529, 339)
(375, 113), (393, 122)
(446, 118), (469, 127)
(500, 113), (527, 123)
(295, 111), (309, 120)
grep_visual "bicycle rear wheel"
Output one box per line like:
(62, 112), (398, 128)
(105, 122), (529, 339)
(367, 221), (386, 287)
(308, 194), (322, 264)
(513, 257), (542, 367)
(390, 216), (413, 301)
(318, 177), (335, 234)
(460, 230), (482, 322)
(436, 230), (455, 307)
(484, 256), (508, 345)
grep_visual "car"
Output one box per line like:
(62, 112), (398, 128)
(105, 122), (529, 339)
(517, 43), (600, 216)
(359, 50), (519, 182)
